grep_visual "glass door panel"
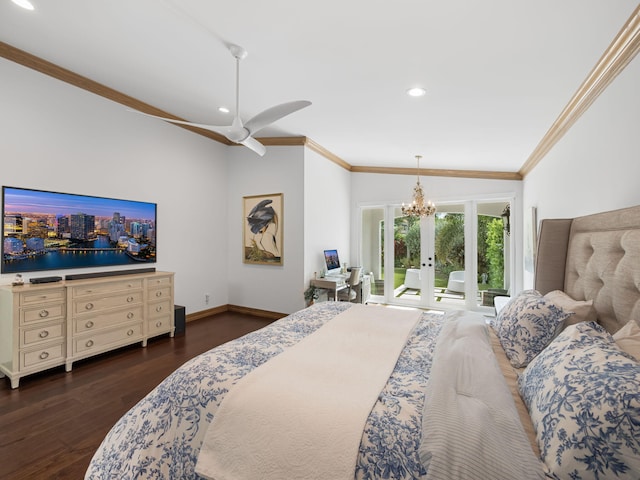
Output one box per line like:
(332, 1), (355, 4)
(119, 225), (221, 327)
(432, 204), (466, 308)
(476, 201), (510, 308)
(392, 208), (423, 306)
(360, 207), (385, 302)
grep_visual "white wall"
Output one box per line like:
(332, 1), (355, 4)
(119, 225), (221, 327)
(522, 55), (640, 288)
(303, 149), (351, 296)
(0, 58), (230, 315)
(226, 145), (307, 314)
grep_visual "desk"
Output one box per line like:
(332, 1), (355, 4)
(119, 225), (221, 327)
(311, 273), (372, 303)
(311, 276), (348, 301)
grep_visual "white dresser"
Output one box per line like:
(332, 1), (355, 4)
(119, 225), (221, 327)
(0, 271), (174, 388)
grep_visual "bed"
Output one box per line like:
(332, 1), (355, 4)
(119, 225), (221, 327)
(86, 205), (640, 480)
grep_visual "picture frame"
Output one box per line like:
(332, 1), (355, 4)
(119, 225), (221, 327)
(243, 193), (283, 265)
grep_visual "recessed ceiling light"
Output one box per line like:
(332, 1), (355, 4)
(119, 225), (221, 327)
(12, 0), (35, 10)
(218, 107), (230, 113)
(407, 87), (426, 97)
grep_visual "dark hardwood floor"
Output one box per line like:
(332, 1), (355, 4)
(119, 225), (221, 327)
(0, 312), (273, 480)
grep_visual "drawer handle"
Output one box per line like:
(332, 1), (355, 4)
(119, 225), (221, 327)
(127, 329), (134, 336)
(156, 305), (163, 312)
(156, 321), (163, 328)
(127, 296), (134, 303)
(127, 283), (133, 288)
(155, 291), (163, 297)
(39, 309), (49, 318)
(39, 351), (50, 360)
(85, 290), (93, 294)
(85, 303), (94, 311)
(39, 295), (49, 299)
(127, 312), (134, 319)
(86, 340), (94, 348)
(39, 330), (49, 339)
(85, 321), (94, 329)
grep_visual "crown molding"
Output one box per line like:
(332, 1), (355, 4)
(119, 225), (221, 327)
(250, 137), (521, 179)
(519, 4), (640, 177)
(350, 165), (522, 180)
(303, 138), (352, 170)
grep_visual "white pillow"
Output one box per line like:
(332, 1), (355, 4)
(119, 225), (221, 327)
(544, 290), (597, 326)
(613, 319), (640, 361)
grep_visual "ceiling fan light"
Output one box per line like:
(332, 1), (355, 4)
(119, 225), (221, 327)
(11, 0), (34, 10)
(406, 87), (426, 97)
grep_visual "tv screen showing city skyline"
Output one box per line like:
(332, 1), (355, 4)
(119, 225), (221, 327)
(2, 186), (157, 274)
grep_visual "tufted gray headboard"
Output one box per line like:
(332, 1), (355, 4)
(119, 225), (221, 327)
(534, 205), (640, 334)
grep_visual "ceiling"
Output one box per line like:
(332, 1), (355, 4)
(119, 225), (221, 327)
(1, 0), (638, 174)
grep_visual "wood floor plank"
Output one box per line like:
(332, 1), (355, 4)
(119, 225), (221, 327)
(0, 312), (272, 480)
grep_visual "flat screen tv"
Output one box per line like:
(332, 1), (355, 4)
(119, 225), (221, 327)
(2, 186), (157, 274)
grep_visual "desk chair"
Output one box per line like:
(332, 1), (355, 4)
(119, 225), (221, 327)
(337, 267), (362, 302)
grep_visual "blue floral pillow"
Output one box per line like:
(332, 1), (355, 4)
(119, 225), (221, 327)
(491, 289), (540, 331)
(518, 322), (640, 480)
(494, 290), (571, 367)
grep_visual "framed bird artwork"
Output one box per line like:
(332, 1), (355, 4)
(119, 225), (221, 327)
(243, 193), (283, 265)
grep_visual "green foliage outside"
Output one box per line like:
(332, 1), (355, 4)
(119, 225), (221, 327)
(385, 213), (505, 291)
(435, 213), (465, 276)
(485, 218), (505, 288)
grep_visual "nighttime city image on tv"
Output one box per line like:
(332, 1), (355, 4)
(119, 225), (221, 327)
(2, 186), (157, 274)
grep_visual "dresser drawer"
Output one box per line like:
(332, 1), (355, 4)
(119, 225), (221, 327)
(148, 299), (171, 319)
(148, 315), (172, 336)
(71, 279), (143, 297)
(20, 288), (65, 306)
(21, 302), (66, 325)
(20, 342), (65, 369)
(21, 321), (65, 348)
(74, 306), (144, 334)
(72, 291), (143, 315)
(74, 323), (143, 354)
(148, 286), (171, 302)
(148, 275), (172, 288)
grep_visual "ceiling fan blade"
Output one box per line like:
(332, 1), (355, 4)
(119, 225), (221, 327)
(128, 109), (232, 137)
(244, 100), (311, 135)
(240, 136), (266, 156)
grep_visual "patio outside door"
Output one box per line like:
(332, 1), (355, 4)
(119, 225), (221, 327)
(361, 204), (465, 308)
(391, 203), (467, 309)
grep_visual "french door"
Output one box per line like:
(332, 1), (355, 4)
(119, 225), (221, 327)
(360, 199), (511, 311)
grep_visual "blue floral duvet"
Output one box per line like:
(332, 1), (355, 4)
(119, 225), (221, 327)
(85, 302), (444, 479)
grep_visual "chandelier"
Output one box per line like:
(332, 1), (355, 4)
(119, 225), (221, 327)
(401, 155), (436, 217)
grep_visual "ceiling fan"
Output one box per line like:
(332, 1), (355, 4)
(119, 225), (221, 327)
(130, 44), (311, 156)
